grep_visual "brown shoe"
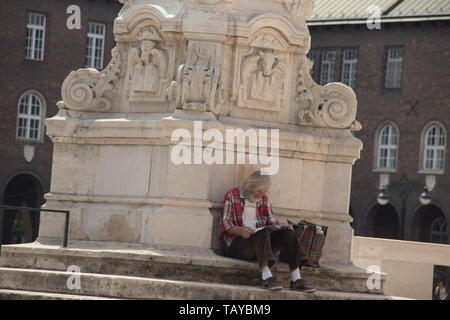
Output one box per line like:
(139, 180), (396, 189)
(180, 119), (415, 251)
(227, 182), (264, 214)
(262, 277), (283, 291)
(290, 279), (316, 293)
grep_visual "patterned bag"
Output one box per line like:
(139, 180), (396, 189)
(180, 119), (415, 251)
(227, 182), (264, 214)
(288, 219), (328, 267)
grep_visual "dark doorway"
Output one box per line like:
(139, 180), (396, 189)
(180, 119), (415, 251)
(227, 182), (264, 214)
(412, 205), (448, 244)
(2, 174), (45, 244)
(366, 204), (400, 240)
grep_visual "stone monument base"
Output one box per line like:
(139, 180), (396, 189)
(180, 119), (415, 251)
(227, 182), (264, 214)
(42, 110), (361, 265)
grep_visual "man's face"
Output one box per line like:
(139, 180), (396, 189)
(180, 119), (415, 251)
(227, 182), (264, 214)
(252, 184), (270, 200)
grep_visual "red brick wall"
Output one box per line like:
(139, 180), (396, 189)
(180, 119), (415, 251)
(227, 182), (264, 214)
(0, 0), (121, 202)
(309, 21), (450, 242)
(1, 2), (448, 244)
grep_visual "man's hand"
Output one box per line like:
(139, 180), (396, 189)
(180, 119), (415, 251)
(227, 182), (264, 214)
(287, 224), (294, 231)
(241, 226), (255, 239)
(226, 226), (255, 238)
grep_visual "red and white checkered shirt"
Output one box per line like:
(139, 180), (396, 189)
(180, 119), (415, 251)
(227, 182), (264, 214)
(219, 188), (279, 250)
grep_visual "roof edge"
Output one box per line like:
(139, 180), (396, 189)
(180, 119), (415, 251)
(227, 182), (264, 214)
(306, 14), (450, 26)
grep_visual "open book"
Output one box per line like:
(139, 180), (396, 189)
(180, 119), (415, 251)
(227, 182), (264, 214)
(253, 225), (290, 233)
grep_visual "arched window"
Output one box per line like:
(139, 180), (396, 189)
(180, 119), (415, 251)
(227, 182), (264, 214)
(377, 124), (398, 170)
(423, 124), (446, 171)
(16, 91), (45, 141)
(430, 217), (448, 244)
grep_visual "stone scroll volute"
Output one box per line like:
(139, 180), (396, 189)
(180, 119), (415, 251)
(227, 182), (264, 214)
(296, 55), (362, 131)
(58, 47), (122, 113)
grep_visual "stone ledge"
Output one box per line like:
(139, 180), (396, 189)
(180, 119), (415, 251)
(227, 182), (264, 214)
(0, 289), (122, 300)
(0, 240), (386, 295)
(0, 267), (404, 300)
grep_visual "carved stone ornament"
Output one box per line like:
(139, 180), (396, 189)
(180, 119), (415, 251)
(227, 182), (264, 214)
(127, 26), (169, 102)
(118, 0), (137, 15)
(234, 29), (290, 112)
(283, 0), (315, 18)
(58, 48), (122, 112)
(296, 55), (361, 131)
(239, 50), (287, 111)
(184, 0), (236, 5)
(169, 41), (220, 113)
(24, 145), (35, 163)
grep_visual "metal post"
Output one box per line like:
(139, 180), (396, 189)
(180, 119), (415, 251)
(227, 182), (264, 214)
(63, 211), (70, 248)
(400, 197), (406, 240)
(0, 206), (70, 250)
(0, 207), (4, 256)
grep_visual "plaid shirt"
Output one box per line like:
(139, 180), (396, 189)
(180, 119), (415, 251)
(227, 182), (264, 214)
(219, 188), (279, 250)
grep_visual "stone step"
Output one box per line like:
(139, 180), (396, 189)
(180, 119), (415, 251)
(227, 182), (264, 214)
(0, 289), (123, 300)
(0, 241), (385, 295)
(0, 267), (402, 300)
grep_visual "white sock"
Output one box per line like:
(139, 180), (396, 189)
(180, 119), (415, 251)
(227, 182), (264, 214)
(290, 267), (301, 282)
(261, 266), (272, 281)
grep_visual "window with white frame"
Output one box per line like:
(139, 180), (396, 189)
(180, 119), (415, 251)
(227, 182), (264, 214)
(17, 92), (44, 141)
(430, 217), (448, 244)
(25, 12), (46, 61)
(319, 50), (336, 85)
(377, 124), (398, 169)
(86, 22), (105, 69)
(341, 49), (358, 89)
(385, 47), (403, 88)
(423, 124), (446, 171)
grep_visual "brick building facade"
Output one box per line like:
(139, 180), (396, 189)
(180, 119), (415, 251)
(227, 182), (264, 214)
(308, 0), (450, 244)
(1, 0), (449, 246)
(0, 0), (121, 244)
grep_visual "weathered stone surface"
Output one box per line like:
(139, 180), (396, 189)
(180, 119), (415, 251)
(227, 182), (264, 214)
(0, 267), (404, 300)
(42, 0), (363, 267)
(0, 289), (121, 300)
(1, 240), (385, 295)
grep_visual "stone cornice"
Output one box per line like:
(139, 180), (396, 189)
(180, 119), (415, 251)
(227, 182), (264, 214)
(46, 111), (362, 163)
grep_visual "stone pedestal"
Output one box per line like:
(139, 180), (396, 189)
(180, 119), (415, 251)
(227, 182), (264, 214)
(41, 0), (363, 265)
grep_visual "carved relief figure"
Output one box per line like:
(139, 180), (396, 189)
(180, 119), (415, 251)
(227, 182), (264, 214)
(181, 43), (214, 107)
(128, 27), (168, 102)
(170, 41), (219, 112)
(240, 50), (286, 109)
(129, 41), (167, 94)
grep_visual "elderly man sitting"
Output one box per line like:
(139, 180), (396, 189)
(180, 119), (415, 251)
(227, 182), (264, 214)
(219, 170), (316, 292)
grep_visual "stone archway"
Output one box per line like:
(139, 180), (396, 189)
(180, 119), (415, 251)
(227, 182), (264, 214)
(365, 203), (400, 240)
(411, 204), (448, 244)
(1, 173), (45, 244)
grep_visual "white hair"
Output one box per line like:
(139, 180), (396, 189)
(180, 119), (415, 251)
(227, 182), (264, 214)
(241, 170), (271, 201)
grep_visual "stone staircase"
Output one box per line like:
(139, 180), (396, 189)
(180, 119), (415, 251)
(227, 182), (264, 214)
(0, 239), (408, 300)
